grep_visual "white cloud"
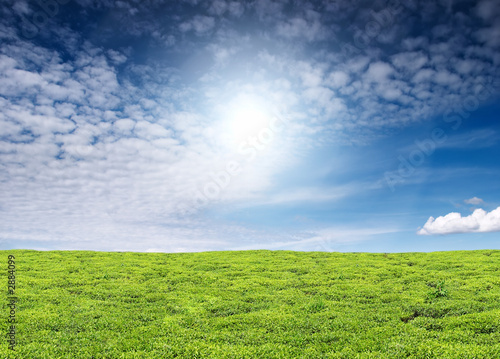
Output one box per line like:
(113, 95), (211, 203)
(391, 51), (428, 72)
(180, 16), (215, 34)
(476, 23), (500, 48)
(11, 0), (31, 16)
(134, 121), (172, 140)
(113, 118), (135, 133)
(238, 186), (353, 207)
(452, 58), (486, 75)
(0, 35), (307, 251)
(464, 197), (484, 205)
(433, 70), (461, 87)
(254, 0), (286, 21)
(235, 226), (401, 251)
(475, 0), (500, 22)
(412, 68), (435, 83)
(107, 49), (127, 65)
(295, 61), (324, 88)
(227, 2), (244, 17)
(208, 0), (227, 16)
(325, 71), (350, 89)
(365, 62), (394, 83)
(379, 86), (403, 102)
(417, 207), (500, 235)
(276, 16), (325, 41)
(303, 86), (334, 105)
(436, 129), (499, 149)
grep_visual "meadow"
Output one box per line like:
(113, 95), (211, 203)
(1, 249), (499, 358)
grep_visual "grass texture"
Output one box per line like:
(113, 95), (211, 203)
(1, 249), (499, 358)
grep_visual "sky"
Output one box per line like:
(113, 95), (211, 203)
(0, 0), (499, 253)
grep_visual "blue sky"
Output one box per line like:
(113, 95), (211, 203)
(0, 0), (499, 252)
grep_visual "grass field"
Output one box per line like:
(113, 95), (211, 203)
(1, 249), (499, 358)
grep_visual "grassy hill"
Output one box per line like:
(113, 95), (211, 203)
(1, 249), (499, 358)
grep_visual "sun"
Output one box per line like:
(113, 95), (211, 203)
(217, 93), (275, 149)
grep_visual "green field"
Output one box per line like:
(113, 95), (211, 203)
(1, 249), (499, 358)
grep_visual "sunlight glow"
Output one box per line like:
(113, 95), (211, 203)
(219, 93), (274, 148)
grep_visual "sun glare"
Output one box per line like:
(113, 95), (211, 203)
(219, 93), (274, 148)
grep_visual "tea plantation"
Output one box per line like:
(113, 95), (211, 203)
(1, 250), (499, 358)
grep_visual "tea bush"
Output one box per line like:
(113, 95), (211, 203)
(1, 249), (499, 358)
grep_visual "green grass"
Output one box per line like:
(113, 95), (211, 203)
(1, 249), (500, 358)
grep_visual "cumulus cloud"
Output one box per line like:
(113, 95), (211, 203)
(417, 207), (500, 235)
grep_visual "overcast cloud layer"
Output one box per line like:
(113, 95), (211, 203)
(0, 0), (499, 252)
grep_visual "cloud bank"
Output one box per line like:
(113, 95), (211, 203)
(418, 207), (500, 235)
